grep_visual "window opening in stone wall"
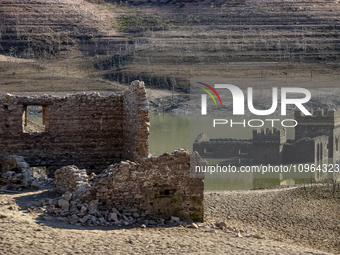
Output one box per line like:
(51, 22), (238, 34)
(336, 137), (339, 151)
(22, 105), (47, 133)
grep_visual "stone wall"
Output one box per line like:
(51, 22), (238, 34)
(123, 80), (149, 161)
(0, 81), (149, 176)
(52, 150), (205, 222)
(282, 138), (316, 164)
(54, 165), (89, 194)
(253, 128), (286, 165)
(193, 134), (252, 158)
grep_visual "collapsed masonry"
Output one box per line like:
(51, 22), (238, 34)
(0, 80), (205, 222)
(45, 150), (204, 224)
(0, 155), (34, 188)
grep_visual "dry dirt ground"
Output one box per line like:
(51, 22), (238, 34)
(0, 185), (338, 254)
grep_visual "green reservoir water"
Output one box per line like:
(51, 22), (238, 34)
(149, 113), (191, 156)
(149, 112), (314, 190)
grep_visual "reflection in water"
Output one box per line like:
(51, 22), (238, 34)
(149, 113), (331, 190)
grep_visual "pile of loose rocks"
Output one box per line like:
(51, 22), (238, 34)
(38, 193), (199, 227)
(35, 194), (266, 238)
(0, 155), (34, 187)
(0, 155), (55, 193)
(0, 155), (51, 190)
(36, 149), (205, 226)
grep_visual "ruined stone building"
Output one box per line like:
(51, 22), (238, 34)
(194, 108), (340, 166)
(0, 81), (149, 176)
(54, 150), (204, 222)
(0, 81), (205, 222)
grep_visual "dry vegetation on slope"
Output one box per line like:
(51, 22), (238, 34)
(0, 0), (131, 94)
(1, 0), (340, 95)
(94, 0), (340, 91)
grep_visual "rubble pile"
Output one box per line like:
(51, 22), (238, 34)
(37, 149), (205, 225)
(0, 155), (53, 190)
(38, 195), (188, 227)
(0, 155), (34, 188)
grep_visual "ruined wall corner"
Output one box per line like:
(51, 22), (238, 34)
(123, 80), (149, 162)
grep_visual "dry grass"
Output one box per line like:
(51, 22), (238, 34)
(89, 0), (340, 90)
(2, 0), (340, 92)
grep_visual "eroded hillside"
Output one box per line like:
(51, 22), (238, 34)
(1, 0), (340, 93)
(0, 0), (130, 58)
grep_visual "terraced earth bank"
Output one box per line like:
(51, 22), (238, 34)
(1, 0), (340, 94)
(96, 0), (340, 91)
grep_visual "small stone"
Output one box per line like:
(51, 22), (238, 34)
(53, 208), (61, 214)
(62, 193), (72, 201)
(58, 199), (70, 211)
(109, 212), (119, 223)
(69, 214), (79, 224)
(171, 216), (180, 222)
(80, 206), (87, 213)
(236, 232), (243, 238)
(191, 223), (199, 229)
(216, 222), (226, 229)
(30, 180), (39, 189)
(98, 218), (106, 224)
(205, 230), (216, 233)
(47, 198), (54, 205)
(79, 215), (90, 224)
(148, 220), (156, 225)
